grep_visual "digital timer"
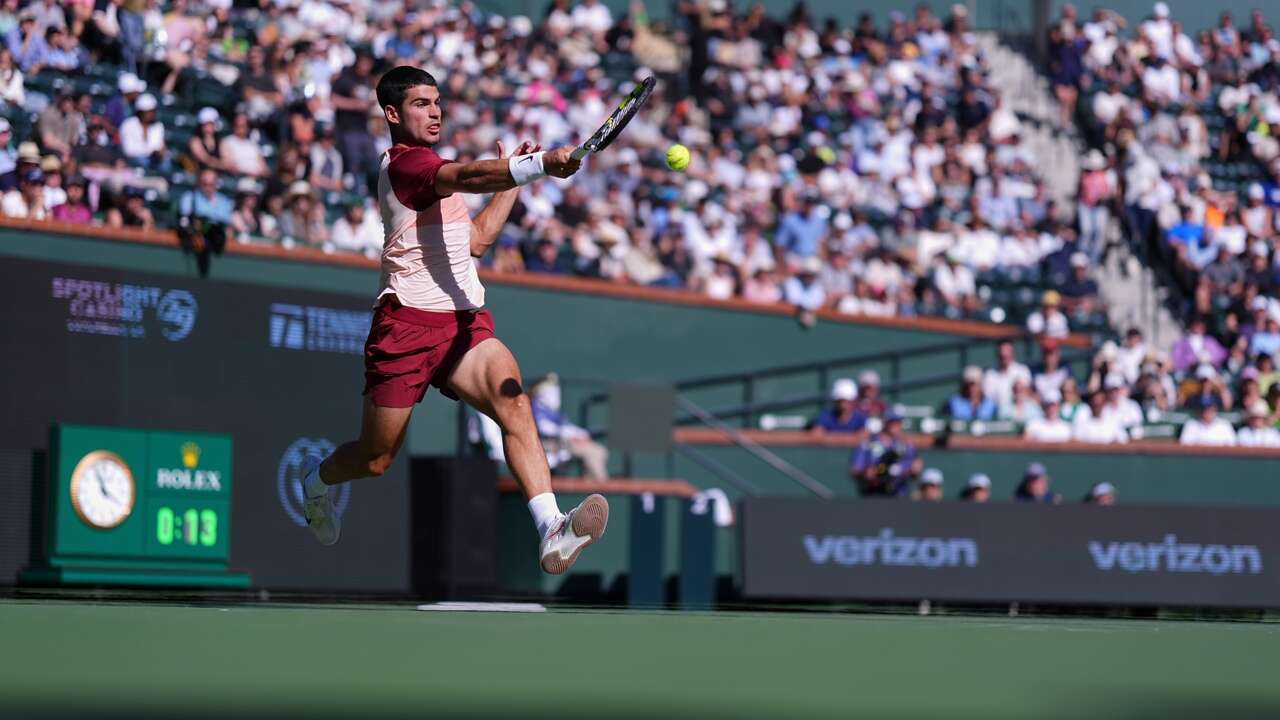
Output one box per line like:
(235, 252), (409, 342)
(155, 506), (219, 547)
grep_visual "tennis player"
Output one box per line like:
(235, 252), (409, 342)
(299, 66), (607, 575)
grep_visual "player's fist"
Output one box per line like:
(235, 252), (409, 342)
(543, 146), (582, 179)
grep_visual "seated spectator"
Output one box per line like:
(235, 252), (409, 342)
(1059, 376), (1085, 421)
(1236, 400), (1280, 447)
(959, 473), (991, 502)
(947, 366), (998, 420)
(855, 370), (888, 418)
(105, 186), (154, 229)
(50, 174), (90, 224)
(1033, 338), (1072, 402)
(1024, 397), (1072, 442)
(1013, 462), (1062, 504)
(1250, 316), (1280, 359)
(742, 267), (782, 304)
(39, 154), (63, 208)
(309, 122), (344, 192)
(1102, 373), (1144, 436)
(184, 107), (226, 173)
(279, 181), (327, 248)
(1026, 290), (1070, 338)
(7, 12), (46, 73)
(1, 168), (46, 219)
(931, 251), (978, 313)
(43, 25), (82, 71)
(119, 93), (169, 172)
(809, 378), (866, 434)
(330, 200), (382, 258)
(104, 72), (145, 134)
(1171, 316), (1227, 373)
(783, 257), (826, 313)
(38, 91), (82, 162)
(530, 374), (609, 482)
(1202, 245), (1245, 299)
(1000, 377), (1043, 422)
(1072, 389), (1129, 444)
(1057, 253), (1100, 314)
(1084, 482), (1116, 505)
(1114, 328), (1147, 384)
(228, 178), (262, 241)
(0, 119), (14, 177)
(1167, 204), (1213, 270)
(525, 238), (566, 274)
(849, 412), (921, 497)
(1179, 395), (1237, 447)
(1179, 363), (1233, 411)
(915, 468), (943, 502)
(0, 48), (24, 110)
(219, 111), (267, 178)
(983, 339), (1032, 408)
(179, 168), (232, 226)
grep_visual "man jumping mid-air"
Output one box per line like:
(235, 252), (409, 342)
(299, 66), (608, 575)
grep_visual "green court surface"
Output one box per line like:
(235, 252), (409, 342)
(1, 600), (1278, 719)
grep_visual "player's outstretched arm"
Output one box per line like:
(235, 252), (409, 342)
(471, 140), (537, 258)
(435, 146), (583, 196)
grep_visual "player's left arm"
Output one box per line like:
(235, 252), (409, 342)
(470, 140), (540, 257)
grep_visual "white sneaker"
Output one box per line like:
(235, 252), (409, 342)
(539, 494), (609, 575)
(300, 456), (340, 546)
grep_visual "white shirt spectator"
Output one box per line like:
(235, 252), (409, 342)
(1141, 63), (1181, 104)
(119, 118), (165, 159)
(1237, 425), (1280, 448)
(571, 0), (612, 34)
(222, 134), (268, 176)
(932, 261), (975, 301)
(329, 209), (383, 257)
(1027, 309), (1069, 338)
(1072, 406), (1130, 444)
(1, 190), (47, 219)
(983, 363), (1032, 409)
(1024, 415), (1073, 442)
(1102, 397), (1144, 434)
(954, 226), (1000, 268)
(1179, 417), (1238, 447)
(1092, 89), (1127, 125)
(1033, 367), (1069, 404)
(783, 277), (825, 311)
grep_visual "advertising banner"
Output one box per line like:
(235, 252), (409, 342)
(0, 257), (408, 591)
(741, 498), (1280, 608)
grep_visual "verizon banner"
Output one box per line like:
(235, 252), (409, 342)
(740, 499), (1280, 608)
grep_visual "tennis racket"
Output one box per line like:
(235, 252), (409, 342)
(570, 76), (656, 161)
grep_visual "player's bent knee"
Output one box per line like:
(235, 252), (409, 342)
(493, 394), (535, 434)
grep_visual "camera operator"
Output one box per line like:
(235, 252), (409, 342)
(177, 168), (232, 277)
(849, 411), (923, 497)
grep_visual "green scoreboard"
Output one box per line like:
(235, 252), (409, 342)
(24, 424), (249, 587)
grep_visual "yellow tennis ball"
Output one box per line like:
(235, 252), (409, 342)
(666, 144), (691, 171)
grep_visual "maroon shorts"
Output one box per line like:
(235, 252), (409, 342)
(362, 298), (497, 408)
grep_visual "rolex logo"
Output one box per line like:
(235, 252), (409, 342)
(181, 442), (201, 469)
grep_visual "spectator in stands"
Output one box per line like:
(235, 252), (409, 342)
(50, 174), (89, 224)
(105, 186), (153, 229)
(855, 370), (887, 418)
(983, 339), (1032, 409)
(43, 25), (83, 71)
(229, 178), (263, 242)
(809, 378), (866, 435)
(783, 257), (826, 315)
(1033, 338), (1072, 403)
(931, 250), (979, 314)
(1058, 253), (1100, 315)
(947, 366), (998, 421)
(219, 111), (267, 179)
(330, 200), (382, 258)
(960, 473), (991, 502)
(915, 468), (944, 502)
(1084, 482), (1116, 505)
(1059, 376), (1085, 421)
(119, 93), (168, 173)
(0, 48), (23, 110)
(1167, 205), (1213, 271)
(1000, 377), (1043, 423)
(38, 91), (83, 163)
(330, 48), (377, 168)
(526, 238), (566, 275)
(39, 154), (63, 209)
(530, 374), (609, 482)
(104, 72), (144, 134)
(1249, 316), (1280, 360)
(309, 122), (344, 193)
(849, 411), (921, 497)
(1180, 363), (1234, 411)
(1104, 372), (1145, 434)
(0, 118), (13, 178)
(1072, 389), (1129, 444)
(1237, 400), (1280, 447)
(279, 181), (327, 248)
(775, 191), (826, 261)
(1179, 395), (1237, 447)
(1202, 245), (1245, 300)
(1115, 328), (1147, 385)
(1171, 316), (1227, 373)
(1076, 150), (1114, 262)
(178, 169), (231, 277)
(184, 107), (226, 173)
(1, 167), (46, 219)
(1014, 462), (1062, 504)
(1024, 397), (1072, 442)
(8, 12), (48, 72)
(1027, 290), (1070, 338)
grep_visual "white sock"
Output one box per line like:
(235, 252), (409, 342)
(528, 492), (562, 538)
(303, 459), (328, 498)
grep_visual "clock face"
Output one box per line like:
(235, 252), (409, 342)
(69, 450), (136, 529)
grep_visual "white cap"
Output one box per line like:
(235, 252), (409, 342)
(1252, 241), (1270, 258)
(799, 256), (822, 274)
(197, 107), (220, 125)
(921, 468), (943, 486)
(118, 72), (146, 94)
(1070, 252), (1089, 268)
(1091, 482), (1116, 498)
(858, 369), (881, 386)
(962, 365), (983, 383)
(0, 118), (10, 134)
(135, 93), (158, 112)
(1104, 373), (1125, 390)
(966, 473), (991, 489)
(831, 378), (858, 402)
(1195, 363), (1217, 380)
(1153, 2), (1170, 18)
(1248, 400), (1271, 417)
(1249, 183), (1265, 200)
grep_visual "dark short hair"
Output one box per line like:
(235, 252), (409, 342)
(375, 66), (438, 111)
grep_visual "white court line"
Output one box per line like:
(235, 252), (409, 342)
(416, 602), (547, 613)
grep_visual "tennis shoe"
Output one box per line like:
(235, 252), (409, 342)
(539, 494), (609, 575)
(301, 456), (341, 546)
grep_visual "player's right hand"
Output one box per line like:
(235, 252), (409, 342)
(543, 146), (582, 179)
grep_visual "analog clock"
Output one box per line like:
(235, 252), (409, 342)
(69, 450), (136, 529)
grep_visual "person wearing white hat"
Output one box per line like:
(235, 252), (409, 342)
(916, 468), (944, 502)
(1084, 482), (1116, 505)
(960, 473), (991, 502)
(1242, 183), (1271, 238)
(810, 378), (866, 434)
(1141, 3), (1174, 60)
(1077, 149), (1113, 262)
(0, 118), (14, 177)
(783, 255), (827, 313)
(119, 93), (169, 171)
(855, 369), (888, 418)
(1236, 400), (1280, 447)
(1179, 394), (1237, 447)
(104, 73), (147, 132)
(186, 107), (226, 173)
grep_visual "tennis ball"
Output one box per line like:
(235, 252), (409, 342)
(666, 144), (691, 171)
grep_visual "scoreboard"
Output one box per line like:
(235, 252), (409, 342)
(24, 424), (248, 587)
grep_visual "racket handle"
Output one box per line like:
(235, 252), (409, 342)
(570, 146), (589, 161)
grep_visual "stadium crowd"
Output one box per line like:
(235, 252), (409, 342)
(0, 0), (1102, 329)
(1048, 2), (1280, 443)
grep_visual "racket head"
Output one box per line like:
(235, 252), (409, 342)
(581, 76), (656, 155)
